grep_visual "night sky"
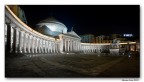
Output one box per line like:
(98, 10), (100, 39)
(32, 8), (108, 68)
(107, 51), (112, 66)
(19, 5), (140, 36)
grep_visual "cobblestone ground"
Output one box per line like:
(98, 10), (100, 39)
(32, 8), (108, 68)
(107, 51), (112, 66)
(5, 53), (140, 77)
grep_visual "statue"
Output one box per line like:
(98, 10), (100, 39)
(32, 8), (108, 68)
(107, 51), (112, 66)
(110, 39), (120, 55)
(111, 39), (120, 49)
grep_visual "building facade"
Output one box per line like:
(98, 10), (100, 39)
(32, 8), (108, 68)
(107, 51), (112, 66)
(80, 34), (95, 43)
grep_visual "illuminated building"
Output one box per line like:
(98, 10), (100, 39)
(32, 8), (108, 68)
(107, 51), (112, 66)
(111, 34), (121, 39)
(36, 16), (67, 36)
(80, 34), (95, 43)
(5, 5), (139, 55)
(95, 35), (104, 43)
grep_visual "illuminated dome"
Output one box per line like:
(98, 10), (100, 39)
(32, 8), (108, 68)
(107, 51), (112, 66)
(36, 16), (67, 36)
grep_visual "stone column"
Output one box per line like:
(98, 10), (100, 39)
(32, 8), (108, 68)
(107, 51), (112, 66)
(84, 46), (86, 53)
(67, 40), (69, 52)
(43, 40), (46, 53)
(39, 38), (42, 53)
(11, 28), (19, 53)
(5, 24), (7, 46)
(74, 41), (76, 52)
(50, 41), (52, 53)
(27, 35), (32, 53)
(83, 45), (85, 53)
(38, 39), (41, 53)
(87, 46), (89, 53)
(48, 41), (51, 53)
(51, 42), (54, 53)
(54, 42), (56, 53)
(35, 37), (38, 53)
(45, 41), (48, 53)
(41, 39), (44, 53)
(91, 45), (93, 53)
(45, 40), (47, 53)
(64, 39), (67, 52)
(72, 41), (74, 52)
(47, 41), (50, 53)
(55, 42), (57, 53)
(76, 41), (78, 52)
(56, 42), (59, 53)
(50, 41), (53, 53)
(10, 25), (14, 53)
(57, 42), (60, 53)
(51, 41), (54, 53)
(86, 46), (88, 53)
(89, 46), (91, 53)
(79, 42), (81, 52)
(92, 46), (94, 53)
(53, 42), (55, 53)
(77, 41), (79, 52)
(41, 39), (43, 53)
(14, 28), (20, 53)
(59, 38), (63, 53)
(23, 32), (27, 53)
(18, 31), (23, 53)
(30, 36), (33, 53)
(33, 37), (36, 53)
(75, 41), (76, 52)
(44, 40), (47, 53)
(70, 40), (72, 52)
(94, 46), (96, 53)
(47, 41), (49, 53)
(37, 38), (40, 53)
(5, 23), (9, 53)
(85, 46), (87, 53)
(26, 33), (30, 53)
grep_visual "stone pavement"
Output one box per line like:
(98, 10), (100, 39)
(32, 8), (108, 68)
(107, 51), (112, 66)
(5, 53), (140, 77)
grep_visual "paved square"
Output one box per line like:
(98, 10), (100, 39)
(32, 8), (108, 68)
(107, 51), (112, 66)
(5, 54), (140, 77)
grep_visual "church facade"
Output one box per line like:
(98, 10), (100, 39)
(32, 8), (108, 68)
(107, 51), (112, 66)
(5, 6), (139, 55)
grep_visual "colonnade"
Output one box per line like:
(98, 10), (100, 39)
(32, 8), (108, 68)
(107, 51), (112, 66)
(5, 23), (60, 54)
(5, 6), (139, 55)
(5, 6), (60, 54)
(63, 38), (81, 53)
(81, 43), (110, 53)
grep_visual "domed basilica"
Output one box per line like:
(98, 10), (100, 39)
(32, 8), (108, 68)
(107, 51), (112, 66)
(36, 16), (68, 37)
(35, 16), (81, 53)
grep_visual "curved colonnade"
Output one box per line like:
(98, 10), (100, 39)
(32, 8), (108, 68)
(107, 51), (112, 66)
(5, 6), (138, 55)
(81, 43), (110, 53)
(5, 6), (60, 54)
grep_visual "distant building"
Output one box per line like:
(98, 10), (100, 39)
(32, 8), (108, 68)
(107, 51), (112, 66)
(80, 34), (95, 43)
(110, 34), (121, 39)
(95, 35), (113, 43)
(95, 35), (104, 43)
(117, 38), (127, 42)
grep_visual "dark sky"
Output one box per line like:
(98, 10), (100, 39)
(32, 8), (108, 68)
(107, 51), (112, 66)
(19, 5), (140, 36)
